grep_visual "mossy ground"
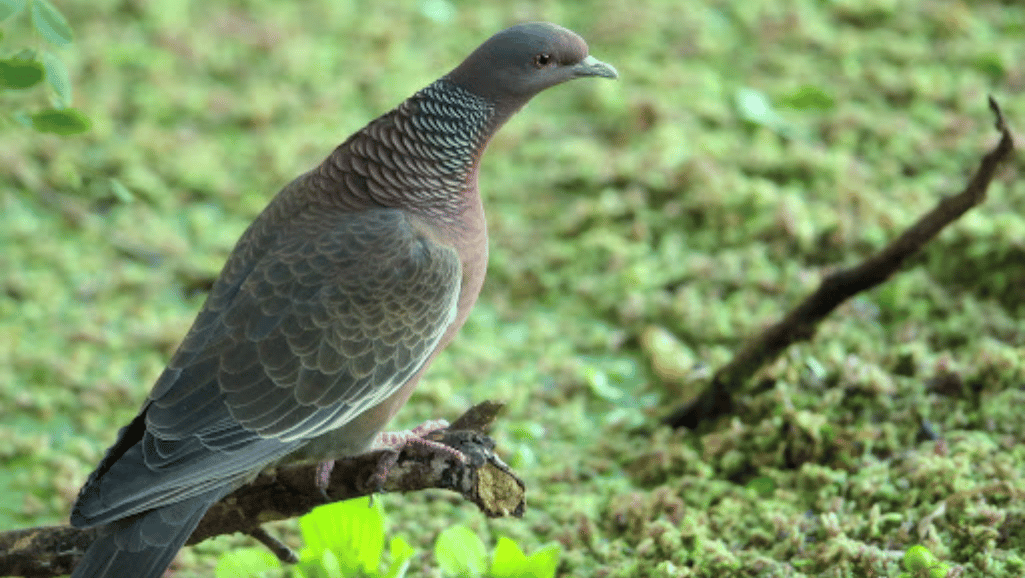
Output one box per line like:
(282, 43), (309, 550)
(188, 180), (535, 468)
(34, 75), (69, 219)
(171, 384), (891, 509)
(1, 1), (1023, 576)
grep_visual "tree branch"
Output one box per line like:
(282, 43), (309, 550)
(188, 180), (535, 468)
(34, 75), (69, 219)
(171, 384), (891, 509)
(0, 402), (522, 578)
(664, 97), (1016, 429)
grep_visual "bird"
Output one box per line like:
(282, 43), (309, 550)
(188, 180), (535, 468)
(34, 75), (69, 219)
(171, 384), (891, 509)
(68, 21), (616, 578)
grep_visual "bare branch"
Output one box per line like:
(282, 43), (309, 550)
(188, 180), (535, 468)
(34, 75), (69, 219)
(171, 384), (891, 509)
(664, 98), (1016, 429)
(0, 403), (523, 578)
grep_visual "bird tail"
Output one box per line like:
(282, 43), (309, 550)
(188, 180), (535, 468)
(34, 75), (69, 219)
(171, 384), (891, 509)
(71, 487), (226, 578)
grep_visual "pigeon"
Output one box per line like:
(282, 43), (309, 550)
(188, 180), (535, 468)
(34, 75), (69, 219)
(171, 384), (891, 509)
(69, 21), (616, 577)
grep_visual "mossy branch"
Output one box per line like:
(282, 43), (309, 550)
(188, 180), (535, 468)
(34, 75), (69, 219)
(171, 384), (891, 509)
(664, 97), (1016, 429)
(0, 402), (522, 578)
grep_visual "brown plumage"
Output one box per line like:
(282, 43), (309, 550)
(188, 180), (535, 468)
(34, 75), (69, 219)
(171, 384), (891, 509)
(69, 22), (616, 578)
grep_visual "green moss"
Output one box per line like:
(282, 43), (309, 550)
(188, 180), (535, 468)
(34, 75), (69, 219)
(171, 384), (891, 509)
(3, 0), (1024, 576)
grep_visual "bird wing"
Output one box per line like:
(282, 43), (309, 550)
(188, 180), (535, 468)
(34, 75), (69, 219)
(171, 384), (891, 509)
(150, 206), (461, 441)
(73, 207), (461, 525)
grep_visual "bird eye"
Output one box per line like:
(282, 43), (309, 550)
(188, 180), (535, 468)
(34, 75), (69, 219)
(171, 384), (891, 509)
(533, 53), (552, 68)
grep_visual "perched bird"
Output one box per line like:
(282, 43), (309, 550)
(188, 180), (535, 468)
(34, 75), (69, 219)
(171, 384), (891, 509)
(69, 22), (616, 577)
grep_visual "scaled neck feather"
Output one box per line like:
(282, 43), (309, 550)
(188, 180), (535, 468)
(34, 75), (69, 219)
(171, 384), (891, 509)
(320, 80), (503, 224)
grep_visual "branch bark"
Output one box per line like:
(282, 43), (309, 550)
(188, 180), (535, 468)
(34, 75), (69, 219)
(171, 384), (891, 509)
(0, 402), (523, 578)
(664, 97), (1016, 429)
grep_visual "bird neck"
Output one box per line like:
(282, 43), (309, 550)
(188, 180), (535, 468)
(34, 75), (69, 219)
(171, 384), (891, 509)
(321, 80), (506, 226)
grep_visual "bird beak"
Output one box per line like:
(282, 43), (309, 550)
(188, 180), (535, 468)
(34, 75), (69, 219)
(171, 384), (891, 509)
(572, 55), (618, 79)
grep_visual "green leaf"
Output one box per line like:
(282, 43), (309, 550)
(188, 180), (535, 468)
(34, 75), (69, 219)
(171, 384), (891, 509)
(904, 545), (938, 571)
(110, 179), (135, 203)
(523, 543), (561, 578)
(299, 497), (385, 576)
(0, 0), (26, 21)
(214, 548), (281, 578)
(0, 58), (44, 89)
(781, 85), (835, 110)
(30, 107), (90, 134)
(42, 51), (71, 105)
(320, 549), (344, 578)
(489, 537), (527, 578)
(383, 536), (416, 578)
(745, 475), (776, 498)
(434, 526), (486, 578)
(30, 0), (73, 46)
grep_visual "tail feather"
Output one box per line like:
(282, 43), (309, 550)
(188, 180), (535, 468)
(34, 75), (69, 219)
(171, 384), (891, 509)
(71, 487), (226, 578)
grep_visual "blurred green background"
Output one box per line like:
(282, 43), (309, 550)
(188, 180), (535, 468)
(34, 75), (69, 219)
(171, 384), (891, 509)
(1, 0), (1023, 576)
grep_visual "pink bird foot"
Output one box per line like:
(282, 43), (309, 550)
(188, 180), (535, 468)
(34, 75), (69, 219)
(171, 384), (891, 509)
(313, 419), (466, 500)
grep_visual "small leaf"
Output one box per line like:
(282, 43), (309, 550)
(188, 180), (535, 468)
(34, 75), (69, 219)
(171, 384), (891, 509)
(434, 526), (486, 578)
(0, 58), (45, 89)
(214, 548), (281, 578)
(384, 536), (416, 578)
(974, 52), (1006, 79)
(110, 179), (135, 203)
(419, 0), (455, 23)
(319, 549), (344, 578)
(30, 0), (73, 46)
(524, 544), (561, 578)
(735, 87), (785, 129)
(13, 110), (32, 127)
(0, 0), (26, 21)
(30, 107), (90, 134)
(904, 545), (938, 571)
(489, 537), (527, 578)
(745, 475), (776, 498)
(781, 85), (835, 110)
(42, 51), (71, 105)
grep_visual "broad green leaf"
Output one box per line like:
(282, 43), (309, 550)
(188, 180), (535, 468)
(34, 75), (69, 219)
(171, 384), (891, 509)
(0, 58), (44, 89)
(42, 51), (71, 105)
(489, 537), (527, 578)
(384, 536), (416, 578)
(30, 107), (90, 134)
(434, 526), (486, 578)
(0, 0), (26, 21)
(523, 543), (561, 578)
(214, 548), (281, 578)
(30, 0), (73, 46)
(299, 497), (385, 576)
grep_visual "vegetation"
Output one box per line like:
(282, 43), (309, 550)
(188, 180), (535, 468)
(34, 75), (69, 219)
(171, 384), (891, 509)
(1, 0), (1022, 576)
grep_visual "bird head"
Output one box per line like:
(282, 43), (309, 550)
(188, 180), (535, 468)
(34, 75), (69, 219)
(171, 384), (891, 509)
(444, 22), (618, 112)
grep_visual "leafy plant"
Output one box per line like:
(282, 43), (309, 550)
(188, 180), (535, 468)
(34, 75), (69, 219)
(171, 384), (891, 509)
(434, 526), (561, 578)
(0, 0), (90, 134)
(897, 544), (953, 578)
(215, 497), (415, 578)
(215, 500), (560, 578)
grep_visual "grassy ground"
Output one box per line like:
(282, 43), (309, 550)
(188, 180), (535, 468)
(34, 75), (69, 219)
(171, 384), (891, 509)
(1, 0), (1023, 576)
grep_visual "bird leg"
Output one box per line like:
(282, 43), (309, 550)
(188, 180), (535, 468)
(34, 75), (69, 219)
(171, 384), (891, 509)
(365, 419), (467, 493)
(314, 419), (467, 499)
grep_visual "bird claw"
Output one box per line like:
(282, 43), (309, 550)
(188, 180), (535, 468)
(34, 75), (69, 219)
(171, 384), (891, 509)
(315, 460), (335, 502)
(365, 419), (466, 494)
